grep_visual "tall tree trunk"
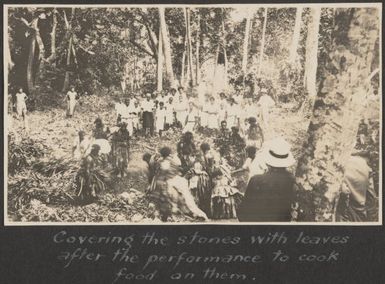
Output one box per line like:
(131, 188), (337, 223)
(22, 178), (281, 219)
(159, 7), (174, 87)
(157, 25), (164, 91)
(6, 32), (14, 70)
(257, 8), (268, 76)
(242, 13), (251, 75)
(293, 8), (379, 222)
(26, 34), (37, 93)
(195, 9), (201, 85)
(186, 8), (195, 86)
(181, 48), (186, 86)
(304, 8), (321, 101)
(62, 8), (75, 92)
(48, 8), (57, 63)
(289, 7), (303, 64)
(62, 35), (73, 92)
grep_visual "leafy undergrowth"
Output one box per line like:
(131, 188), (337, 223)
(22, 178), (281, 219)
(8, 94), (308, 223)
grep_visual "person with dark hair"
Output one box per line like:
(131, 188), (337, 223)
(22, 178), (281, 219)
(211, 161), (243, 220)
(207, 97), (219, 131)
(183, 102), (199, 133)
(111, 122), (130, 178)
(177, 131), (197, 173)
(185, 161), (211, 217)
(16, 87), (28, 119)
(155, 101), (167, 137)
(227, 97), (240, 128)
(228, 126), (246, 168)
(141, 93), (155, 137)
(66, 86), (78, 118)
(147, 147), (207, 222)
(237, 138), (295, 222)
(245, 117), (264, 149)
(74, 144), (108, 204)
(214, 120), (231, 161)
(93, 118), (109, 139)
(174, 95), (189, 128)
(73, 130), (91, 160)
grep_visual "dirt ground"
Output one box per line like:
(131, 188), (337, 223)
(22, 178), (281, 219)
(7, 94), (309, 223)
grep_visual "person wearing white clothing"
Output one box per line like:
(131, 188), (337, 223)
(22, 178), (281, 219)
(66, 87), (78, 118)
(206, 97), (219, 130)
(227, 98), (240, 128)
(257, 89), (275, 128)
(155, 102), (167, 136)
(183, 102), (199, 133)
(16, 88), (28, 119)
(121, 98), (136, 135)
(174, 96), (189, 128)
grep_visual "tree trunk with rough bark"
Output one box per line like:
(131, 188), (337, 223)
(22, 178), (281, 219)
(157, 25), (163, 91)
(304, 8), (321, 101)
(289, 7), (303, 64)
(257, 8), (268, 76)
(196, 10), (201, 85)
(242, 13), (251, 75)
(47, 8), (57, 63)
(27, 33), (37, 93)
(293, 8), (379, 222)
(186, 8), (195, 86)
(159, 7), (175, 87)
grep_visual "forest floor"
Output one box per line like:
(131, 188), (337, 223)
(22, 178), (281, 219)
(7, 93), (309, 223)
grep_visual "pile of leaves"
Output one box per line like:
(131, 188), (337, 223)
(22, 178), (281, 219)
(8, 135), (48, 176)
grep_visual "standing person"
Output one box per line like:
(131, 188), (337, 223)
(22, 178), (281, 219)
(214, 120), (231, 161)
(207, 97), (219, 131)
(115, 97), (124, 124)
(183, 102), (199, 133)
(227, 98), (240, 128)
(66, 86), (78, 118)
(111, 122), (130, 178)
(228, 126), (246, 168)
(257, 88), (275, 130)
(245, 117), (264, 149)
(121, 98), (135, 136)
(217, 103), (227, 129)
(174, 95), (189, 128)
(177, 131), (197, 174)
(237, 138), (295, 222)
(74, 144), (108, 204)
(165, 96), (176, 130)
(132, 100), (141, 136)
(200, 95), (210, 129)
(155, 101), (167, 137)
(16, 88), (28, 119)
(211, 162), (243, 220)
(141, 93), (155, 137)
(178, 86), (188, 101)
(185, 161), (211, 217)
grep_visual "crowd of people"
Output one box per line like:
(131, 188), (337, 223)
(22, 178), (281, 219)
(65, 81), (304, 222)
(8, 79), (379, 223)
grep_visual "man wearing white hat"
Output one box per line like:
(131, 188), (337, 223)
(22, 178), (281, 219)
(237, 137), (295, 222)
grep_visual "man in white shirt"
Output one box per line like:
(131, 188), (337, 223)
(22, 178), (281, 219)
(257, 88), (275, 129)
(174, 95), (189, 128)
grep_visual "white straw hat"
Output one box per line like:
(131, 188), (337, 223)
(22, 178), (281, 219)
(263, 137), (295, 168)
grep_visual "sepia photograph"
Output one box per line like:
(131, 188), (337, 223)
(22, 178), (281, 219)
(4, 3), (382, 225)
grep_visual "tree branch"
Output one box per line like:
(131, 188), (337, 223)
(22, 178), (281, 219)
(129, 40), (155, 58)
